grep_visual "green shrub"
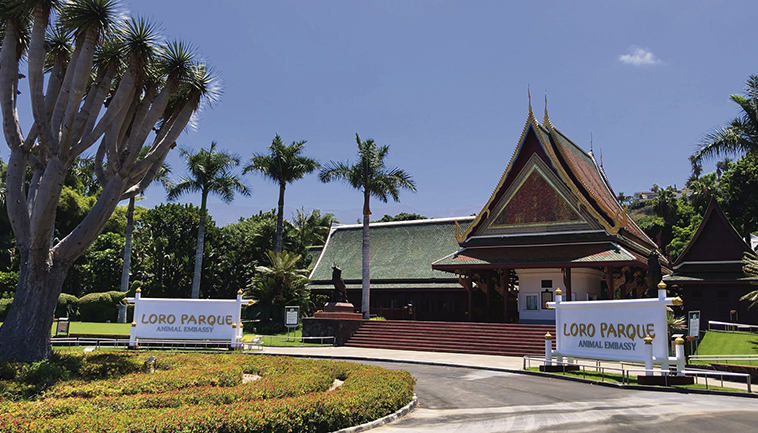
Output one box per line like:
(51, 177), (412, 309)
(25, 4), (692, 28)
(0, 297), (12, 321)
(76, 291), (124, 322)
(55, 293), (78, 319)
(0, 353), (415, 432)
(0, 271), (17, 294)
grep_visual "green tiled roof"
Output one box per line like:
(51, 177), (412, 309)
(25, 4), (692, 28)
(432, 242), (637, 267)
(309, 217), (474, 282)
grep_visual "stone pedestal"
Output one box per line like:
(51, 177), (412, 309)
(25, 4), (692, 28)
(314, 302), (363, 320)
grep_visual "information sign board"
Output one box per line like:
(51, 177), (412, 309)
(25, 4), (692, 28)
(688, 310), (700, 338)
(285, 306), (300, 327)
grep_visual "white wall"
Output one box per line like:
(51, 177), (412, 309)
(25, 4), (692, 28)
(516, 268), (604, 324)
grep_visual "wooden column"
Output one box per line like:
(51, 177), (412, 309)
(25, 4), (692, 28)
(562, 267), (572, 301)
(605, 266), (615, 300)
(500, 269), (509, 323)
(457, 271), (473, 322)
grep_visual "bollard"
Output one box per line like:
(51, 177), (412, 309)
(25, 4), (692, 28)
(644, 334), (653, 376)
(675, 336), (685, 376)
(545, 332), (553, 366)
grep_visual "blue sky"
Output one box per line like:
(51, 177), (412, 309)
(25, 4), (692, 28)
(117, 0), (756, 225)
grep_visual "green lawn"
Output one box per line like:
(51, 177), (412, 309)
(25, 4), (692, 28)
(525, 367), (747, 393)
(241, 329), (334, 347)
(0, 321), (131, 336)
(691, 331), (758, 365)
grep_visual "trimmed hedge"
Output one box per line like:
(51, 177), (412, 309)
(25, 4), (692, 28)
(0, 353), (415, 433)
(76, 291), (126, 322)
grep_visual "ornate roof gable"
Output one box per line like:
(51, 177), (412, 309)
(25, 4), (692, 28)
(478, 154), (602, 235)
(456, 107), (631, 243)
(673, 197), (752, 268)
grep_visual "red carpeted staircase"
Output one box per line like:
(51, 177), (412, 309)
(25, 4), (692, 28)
(344, 320), (556, 356)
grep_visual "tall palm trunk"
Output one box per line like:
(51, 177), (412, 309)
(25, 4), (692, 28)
(191, 193), (208, 299)
(362, 192), (371, 319)
(0, 251), (69, 361)
(118, 196), (136, 322)
(275, 183), (285, 254)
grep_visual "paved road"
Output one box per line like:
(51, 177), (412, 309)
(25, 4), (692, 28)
(365, 361), (758, 433)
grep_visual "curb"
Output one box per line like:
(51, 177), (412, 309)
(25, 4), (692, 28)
(252, 351), (758, 399)
(331, 394), (418, 433)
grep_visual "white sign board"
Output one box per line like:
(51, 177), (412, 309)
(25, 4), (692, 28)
(549, 293), (673, 364)
(688, 310), (700, 338)
(128, 291), (244, 347)
(285, 306), (300, 327)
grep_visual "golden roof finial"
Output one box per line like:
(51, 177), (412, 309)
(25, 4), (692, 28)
(528, 85), (532, 116)
(589, 133), (593, 155)
(543, 91), (551, 126)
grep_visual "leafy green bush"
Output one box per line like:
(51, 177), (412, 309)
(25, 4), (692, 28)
(76, 291), (125, 322)
(55, 293), (78, 319)
(0, 271), (17, 294)
(0, 352), (415, 432)
(0, 297), (12, 321)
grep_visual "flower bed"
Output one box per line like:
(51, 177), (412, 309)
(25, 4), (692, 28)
(0, 352), (414, 432)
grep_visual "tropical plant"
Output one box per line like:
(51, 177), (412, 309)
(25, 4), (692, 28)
(741, 252), (758, 310)
(692, 76), (758, 165)
(0, 0), (219, 362)
(292, 208), (338, 246)
(243, 135), (319, 254)
(244, 250), (311, 331)
(168, 142), (249, 298)
(319, 134), (416, 318)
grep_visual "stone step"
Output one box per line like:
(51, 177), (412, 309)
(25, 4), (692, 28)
(344, 320), (556, 356)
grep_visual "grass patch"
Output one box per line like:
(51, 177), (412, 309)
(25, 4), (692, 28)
(240, 329), (333, 346)
(691, 331), (758, 365)
(526, 366), (747, 393)
(0, 351), (415, 432)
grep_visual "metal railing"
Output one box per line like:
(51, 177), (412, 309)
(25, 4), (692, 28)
(689, 354), (758, 365)
(241, 335), (336, 351)
(523, 356), (753, 393)
(708, 321), (758, 333)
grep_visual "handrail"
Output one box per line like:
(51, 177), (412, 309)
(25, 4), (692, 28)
(708, 321), (758, 333)
(523, 355), (753, 393)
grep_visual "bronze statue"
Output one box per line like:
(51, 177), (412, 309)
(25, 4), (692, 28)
(331, 265), (349, 303)
(644, 251), (663, 298)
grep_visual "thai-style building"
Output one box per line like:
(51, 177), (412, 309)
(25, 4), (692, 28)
(430, 103), (667, 324)
(309, 102), (668, 324)
(308, 217), (475, 321)
(665, 197), (758, 326)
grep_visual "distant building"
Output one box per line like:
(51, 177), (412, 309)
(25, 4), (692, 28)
(665, 198), (758, 326)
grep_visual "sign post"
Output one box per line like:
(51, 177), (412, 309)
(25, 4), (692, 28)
(285, 306), (300, 339)
(687, 310), (701, 354)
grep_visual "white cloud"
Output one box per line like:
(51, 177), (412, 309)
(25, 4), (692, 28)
(618, 46), (661, 66)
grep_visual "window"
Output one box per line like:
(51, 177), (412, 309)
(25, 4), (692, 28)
(526, 295), (539, 310)
(541, 280), (552, 288)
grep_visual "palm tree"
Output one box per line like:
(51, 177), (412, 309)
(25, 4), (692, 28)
(244, 250), (311, 329)
(292, 208), (338, 247)
(692, 76), (758, 165)
(243, 135), (319, 254)
(319, 134), (416, 319)
(117, 148), (173, 321)
(169, 142), (250, 298)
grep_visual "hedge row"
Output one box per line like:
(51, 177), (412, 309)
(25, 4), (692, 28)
(0, 353), (415, 433)
(0, 291), (131, 322)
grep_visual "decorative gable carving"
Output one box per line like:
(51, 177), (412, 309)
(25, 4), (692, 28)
(477, 154), (598, 236)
